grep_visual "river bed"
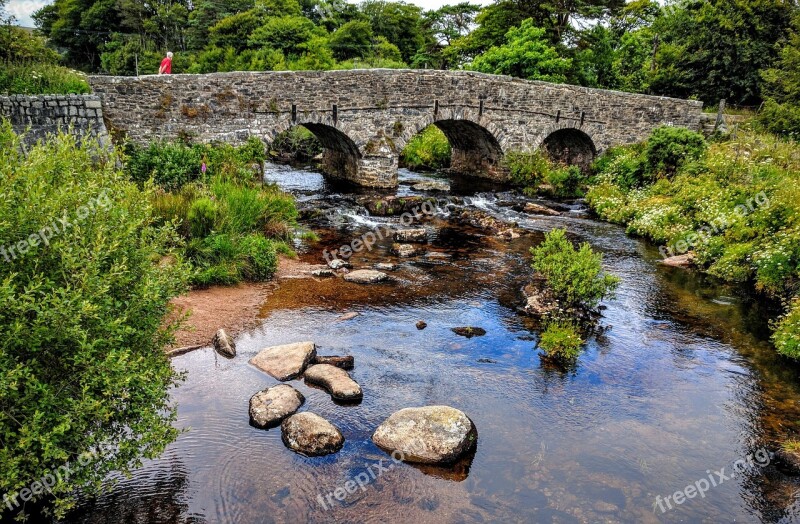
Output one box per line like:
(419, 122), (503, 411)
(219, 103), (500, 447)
(65, 164), (800, 523)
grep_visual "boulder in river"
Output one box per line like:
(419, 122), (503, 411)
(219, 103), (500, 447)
(328, 258), (351, 270)
(212, 328), (236, 358)
(660, 253), (694, 268)
(249, 384), (305, 428)
(394, 228), (427, 243)
(311, 355), (354, 370)
(451, 209), (521, 239)
(336, 311), (359, 321)
(250, 341), (317, 381)
(412, 180), (450, 192)
(343, 269), (388, 284)
(312, 268), (336, 277)
(281, 412), (345, 456)
(375, 262), (398, 271)
(521, 278), (559, 317)
(416, 320), (427, 330)
(359, 195), (437, 217)
(522, 202), (561, 216)
(304, 364), (363, 401)
(391, 243), (420, 257)
(372, 406), (477, 464)
(451, 327), (487, 338)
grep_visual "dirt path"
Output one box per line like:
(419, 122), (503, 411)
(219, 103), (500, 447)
(167, 257), (324, 353)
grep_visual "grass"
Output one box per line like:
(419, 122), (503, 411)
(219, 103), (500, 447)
(0, 62), (90, 95)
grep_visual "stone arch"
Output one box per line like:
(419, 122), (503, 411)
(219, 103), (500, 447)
(269, 115), (362, 182)
(396, 111), (507, 180)
(536, 123), (600, 172)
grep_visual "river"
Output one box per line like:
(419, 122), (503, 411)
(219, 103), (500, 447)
(65, 163), (800, 523)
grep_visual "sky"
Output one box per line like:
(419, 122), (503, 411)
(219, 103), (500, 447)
(7, 0), (492, 27)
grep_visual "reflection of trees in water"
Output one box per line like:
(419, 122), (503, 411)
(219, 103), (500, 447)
(65, 461), (202, 524)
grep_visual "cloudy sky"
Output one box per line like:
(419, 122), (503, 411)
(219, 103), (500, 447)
(7, 0), (491, 27)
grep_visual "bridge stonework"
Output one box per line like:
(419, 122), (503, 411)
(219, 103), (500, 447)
(89, 69), (704, 188)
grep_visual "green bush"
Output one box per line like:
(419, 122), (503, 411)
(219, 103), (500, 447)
(240, 234), (279, 281)
(188, 197), (217, 238)
(758, 99), (800, 140)
(531, 228), (620, 309)
(269, 126), (323, 161)
(539, 320), (584, 361)
(0, 124), (188, 518)
(545, 165), (586, 198)
(504, 151), (551, 187)
(0, 63), (90, 95)
(644, 126), (707, 177)
(774, 299), (800, 358)
(590, 144), (646, 189)
(400, 125), (451, 171)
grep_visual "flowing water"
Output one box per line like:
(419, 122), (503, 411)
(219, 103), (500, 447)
(64, 164), (800, 523)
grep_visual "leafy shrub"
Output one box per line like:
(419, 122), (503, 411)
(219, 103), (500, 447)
(240, 234), (278, 281)
(545, 165), (586, 198)
(400, 125), (451, 171)
(758, 99), (800, 140)
(531, 228), (620, 309)
(774, 299), (800, 358)
(0, 124), (188, 518)
(188, 197), (217, 238)
(539, 321), (584, 361)
(0, 63), (90, 95)
(270, 126), (323, 161)
(504, 151), (551, 187)
(644, 126), (707, 176)
(590, 144), (646, 189)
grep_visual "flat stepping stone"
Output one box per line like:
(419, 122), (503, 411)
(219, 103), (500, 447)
(304, 364), (363, 401)
(372, 406), (477, 464)
(281, 412), (344, 456)
(249, 341), (316, 381)
(328, 259), (351, 270)
(312, 355), (354, 370)
(375, 262), (398, 271)
(249, 384), (305, 428)
(394, 228), (427, 242)
(343, 269), (388, 284)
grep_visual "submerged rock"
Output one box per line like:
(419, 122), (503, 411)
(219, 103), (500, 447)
(372, 406), (477, 464)
(392, 243), (420, 257)
(304, 364), (363, 401)
(212, 328), (236, 358)
(451, 327), (487, 338)
(281, 412), (344, 456)
(249, 384), (305, 428)
(312, 355), (354, 370)
(336, 311), (359, 321)
(394, 228), (427, 243)
(250, 341), (316, 381)
(343, 269), (388, 284)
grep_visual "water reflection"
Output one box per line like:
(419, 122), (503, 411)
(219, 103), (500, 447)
(57, 163), (800, 523)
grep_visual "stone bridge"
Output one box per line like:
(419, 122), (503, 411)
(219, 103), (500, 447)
(89, 69), (704, 188)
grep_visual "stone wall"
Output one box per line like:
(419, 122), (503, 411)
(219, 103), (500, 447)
(0, 94), (108, 145)
(89, 70), (705, 188)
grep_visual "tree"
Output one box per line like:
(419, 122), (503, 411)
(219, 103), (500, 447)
(759, 13), (800, 137)
(469, 18), (572, 82)
(0, 125), (188, 519)
(359, 0), (426, 62)
(329, 19), (373, 60)
(569, 24), (619, 88)
(248, 16), (318, 57)
(415, 2), (481, 68)
(648, 0), (794, 105)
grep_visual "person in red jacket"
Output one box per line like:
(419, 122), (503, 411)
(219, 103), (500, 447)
(159, 52), (173, 75)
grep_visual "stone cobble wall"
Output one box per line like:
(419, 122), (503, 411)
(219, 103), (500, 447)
(89, 70), (704, 187)
(0, 94), (108, 145)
